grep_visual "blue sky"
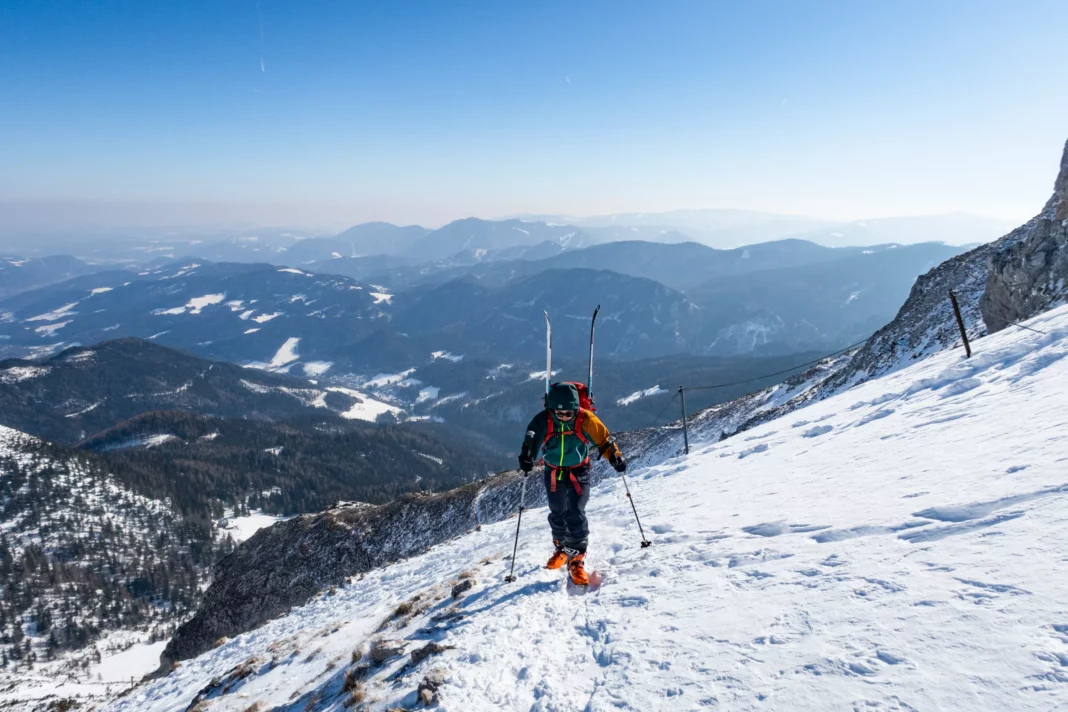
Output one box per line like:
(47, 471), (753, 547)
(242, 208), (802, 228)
(1, 1), (1067, 228)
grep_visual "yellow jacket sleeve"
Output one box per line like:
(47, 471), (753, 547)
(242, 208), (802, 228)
(580, 410), (622, 461)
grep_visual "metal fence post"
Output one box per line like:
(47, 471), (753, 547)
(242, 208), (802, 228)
(679, 386), (690, 455)
(949, 291), (972, 358)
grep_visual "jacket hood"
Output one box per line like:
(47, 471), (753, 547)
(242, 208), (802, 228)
(545, 382), (580, 410)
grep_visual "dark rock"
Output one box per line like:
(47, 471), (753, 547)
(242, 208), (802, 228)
(450, 579), (475, 599)
(411, 642), (454, 666)
(369, 639), (407, 665)
(417, 668), (448, 707)
(980, 137), (1068, 332)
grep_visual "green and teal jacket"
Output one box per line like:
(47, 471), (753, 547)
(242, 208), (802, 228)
(521, 408), (621, 471)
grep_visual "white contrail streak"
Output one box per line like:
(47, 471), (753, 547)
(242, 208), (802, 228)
(258, 1), (265, 72)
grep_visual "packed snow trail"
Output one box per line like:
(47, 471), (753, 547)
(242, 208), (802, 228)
(114, 305), (1068, 711)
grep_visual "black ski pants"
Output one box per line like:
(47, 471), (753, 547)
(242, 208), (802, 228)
(544, 463), (591, 554)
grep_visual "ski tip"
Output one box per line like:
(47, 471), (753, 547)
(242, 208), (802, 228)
(566, 581), (588, 595)
(566, 572), (602, 594)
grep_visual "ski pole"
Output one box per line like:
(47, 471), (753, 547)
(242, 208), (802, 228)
(619, 470), (651, 548)
(504, 474), (528, 582)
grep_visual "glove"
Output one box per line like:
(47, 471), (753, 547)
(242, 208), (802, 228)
(611, 455), (627, 473)
(518, 454), (535, 473)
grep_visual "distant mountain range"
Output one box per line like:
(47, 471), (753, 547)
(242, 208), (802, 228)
(788, 213), (1016, 248)
(298, 239), (968, 361)
(686, 242), (964, 353)
(282, 222), (431, 264)
(274, 218), (597, 265)
(359, 238), (909, 292)
(507, 210), (1015, 249)
(512, 209), (838, 248)
(0, 237), (969, 376)
(82, 410), (509, 516)
(0, 338), (511, 512)
(0, 254), (102, 297)
(0, 210), (1013, 271)
(0, 260), (393, 371)
(0, 338), (394, 443)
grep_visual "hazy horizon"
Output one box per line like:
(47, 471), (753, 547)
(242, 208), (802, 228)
(2, 2), (1067, 232)
(0, 199), (1024, 238)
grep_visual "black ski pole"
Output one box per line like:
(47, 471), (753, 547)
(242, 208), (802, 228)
(618, 470), (651, 548)
(504, 474), (528, 582)
(587, 305), (599, 393)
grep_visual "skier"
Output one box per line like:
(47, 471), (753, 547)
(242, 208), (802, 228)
(518, 381), (627, 586)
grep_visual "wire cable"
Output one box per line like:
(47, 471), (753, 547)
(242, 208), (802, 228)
(684, 338), (868, 392)
(649, 390), (678, 428)
(980, 289), (1055, 336)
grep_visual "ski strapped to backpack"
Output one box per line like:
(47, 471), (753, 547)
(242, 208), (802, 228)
(538, 306), (613, 494)
(542, 306), (600, 408)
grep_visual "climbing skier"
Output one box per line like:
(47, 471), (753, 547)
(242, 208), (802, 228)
(518, 381), (627, 586)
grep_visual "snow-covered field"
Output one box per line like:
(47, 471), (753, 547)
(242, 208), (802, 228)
(1, 635), (170, 709)
(219, 511), (291, 544)
(616, 384), (667, 406)
(97, 640), (169, 683)
(326, 386), (404, 421)
(113, 305), (1068, 711)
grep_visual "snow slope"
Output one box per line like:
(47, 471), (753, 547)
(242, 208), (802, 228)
(114, 305), (1068, 711)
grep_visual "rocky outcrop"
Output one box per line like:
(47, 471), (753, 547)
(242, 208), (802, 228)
(980, 138), (1068, 332)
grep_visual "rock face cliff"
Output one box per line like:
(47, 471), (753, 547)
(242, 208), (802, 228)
(981, 138), (1068, 332)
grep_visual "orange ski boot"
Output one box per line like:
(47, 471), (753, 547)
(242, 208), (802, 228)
(568, 553), (590, 586)
(545, 541), (568, 570)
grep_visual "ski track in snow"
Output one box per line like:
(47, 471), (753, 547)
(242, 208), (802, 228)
(114, 305), (1068, 711)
